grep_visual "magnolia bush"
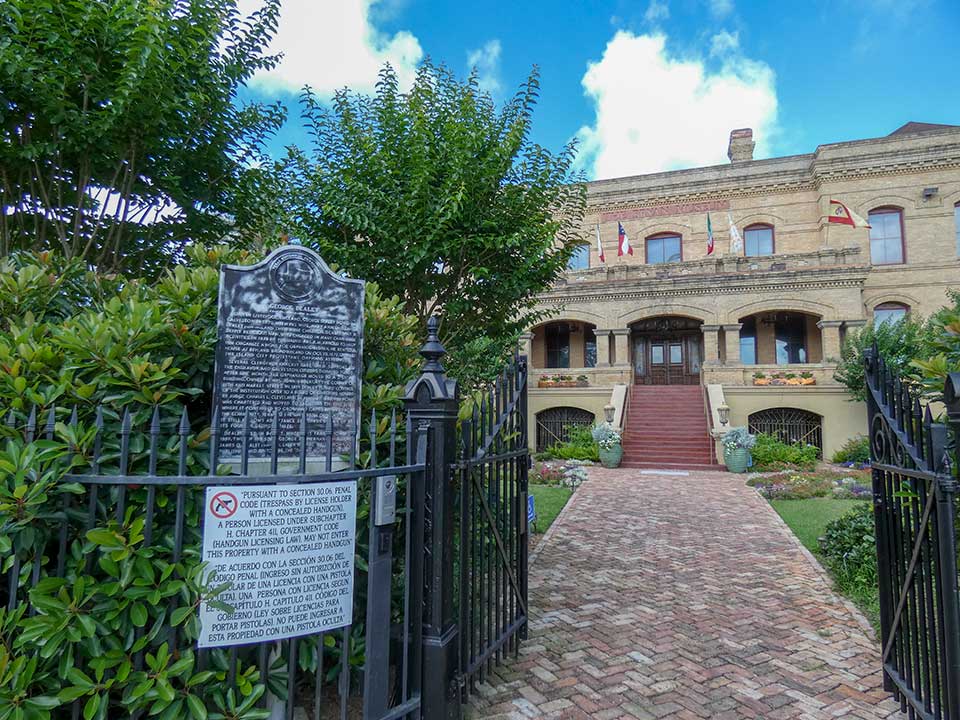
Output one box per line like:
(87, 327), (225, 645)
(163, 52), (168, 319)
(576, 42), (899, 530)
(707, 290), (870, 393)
(0, 248), (421, 719)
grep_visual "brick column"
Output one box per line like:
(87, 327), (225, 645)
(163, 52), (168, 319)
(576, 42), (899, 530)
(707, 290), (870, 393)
(611, 329), (631, 367)
(592, 328), (612, 367)
(701, 325), (721, 365)
(519, 332), (533, 362)
(722, 323), (743, 365)
(817, 320), (844, 363)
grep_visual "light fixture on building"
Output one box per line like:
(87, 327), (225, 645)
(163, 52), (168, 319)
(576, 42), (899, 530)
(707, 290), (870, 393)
(922, 186), (939, 200)
(717, 403), (730, 428)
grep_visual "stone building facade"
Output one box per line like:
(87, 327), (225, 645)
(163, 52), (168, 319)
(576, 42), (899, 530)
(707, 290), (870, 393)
(525, 122), (960, 462)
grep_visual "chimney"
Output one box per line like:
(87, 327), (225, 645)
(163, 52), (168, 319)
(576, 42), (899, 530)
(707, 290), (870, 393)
(727, 128), (754, 163)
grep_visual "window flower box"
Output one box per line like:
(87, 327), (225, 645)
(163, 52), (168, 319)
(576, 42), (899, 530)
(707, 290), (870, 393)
(753, 371), (816, 387)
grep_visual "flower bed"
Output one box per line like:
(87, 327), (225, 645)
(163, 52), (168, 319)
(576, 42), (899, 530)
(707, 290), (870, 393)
(537, 374), (589, 388)
(753, 371), (816, 386)
(747, 468), (872, 500)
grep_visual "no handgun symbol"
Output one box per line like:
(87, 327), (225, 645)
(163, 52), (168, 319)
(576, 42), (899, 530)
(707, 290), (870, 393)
(210, 491), (238, 519)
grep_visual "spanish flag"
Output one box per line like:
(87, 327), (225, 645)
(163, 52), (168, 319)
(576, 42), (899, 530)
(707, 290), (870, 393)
(828, 199), (871, 228)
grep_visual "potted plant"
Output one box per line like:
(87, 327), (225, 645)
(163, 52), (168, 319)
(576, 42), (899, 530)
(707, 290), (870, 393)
(753, 372), (770, 386)
(722, 426), (756, 473)
(576, 374), (589, 387)
(800, 371), (816, 385)
(592, 422), (623, 468)
(784, 372), (801, 386)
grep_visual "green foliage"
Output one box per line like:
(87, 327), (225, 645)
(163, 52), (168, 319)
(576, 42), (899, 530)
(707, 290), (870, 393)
(290, 60), (587, 377)
(832, 435), (871, 465)
(542, 425), (599, 462)
(721, 426), (755, 451)
(0, 0), (286, 274)
(911, 289), (960, 400)
(750, 433), (818, 471)
(834, 312), (933, 401)
(0, 248), (421, 717)
(818, 503), (879, 620)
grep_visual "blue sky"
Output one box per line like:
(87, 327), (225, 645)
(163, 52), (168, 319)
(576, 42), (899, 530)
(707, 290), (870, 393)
(240, 0), (960, 180)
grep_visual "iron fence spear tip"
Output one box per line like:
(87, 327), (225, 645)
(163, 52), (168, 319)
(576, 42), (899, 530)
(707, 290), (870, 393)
(179, 406), (190, 433)
(150, 406), (161, 433)
(121, 408), (132, 433)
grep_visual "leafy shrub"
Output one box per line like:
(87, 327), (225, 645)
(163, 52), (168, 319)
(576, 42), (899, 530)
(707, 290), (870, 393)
(543, 425), (599, 462)
(819, 504), (879, 614)
(832, 435), (871, 465)
(0, 248), (421, 718)
(750, 433), (818, 471)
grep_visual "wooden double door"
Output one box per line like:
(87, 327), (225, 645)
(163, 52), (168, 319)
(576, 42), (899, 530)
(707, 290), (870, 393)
(631, 318), (703, 385)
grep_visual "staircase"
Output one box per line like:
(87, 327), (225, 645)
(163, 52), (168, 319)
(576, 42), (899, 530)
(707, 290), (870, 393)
(621, 385), (721, 470)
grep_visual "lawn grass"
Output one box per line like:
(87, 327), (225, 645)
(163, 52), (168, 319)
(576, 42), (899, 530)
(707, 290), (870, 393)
(529, 484), (573, 535)
(770, 497), (868, 554)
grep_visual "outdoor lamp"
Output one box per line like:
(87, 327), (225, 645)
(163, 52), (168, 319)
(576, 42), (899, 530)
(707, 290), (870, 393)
(717, 403), (730, 427)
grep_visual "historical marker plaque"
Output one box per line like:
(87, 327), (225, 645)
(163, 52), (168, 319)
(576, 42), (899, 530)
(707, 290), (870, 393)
(198, 481), (358, 648)
(213, 245), (364, 465)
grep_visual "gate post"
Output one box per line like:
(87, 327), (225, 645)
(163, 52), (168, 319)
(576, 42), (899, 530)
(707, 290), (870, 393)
(940, 372), (960, 717)
(405, 317), (462, 720)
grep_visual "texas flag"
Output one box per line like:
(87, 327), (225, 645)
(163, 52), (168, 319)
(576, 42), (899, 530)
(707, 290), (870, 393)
(828, 199), (871, 228)
(595, 223), (605, 263)
(617, 222), (633, 256)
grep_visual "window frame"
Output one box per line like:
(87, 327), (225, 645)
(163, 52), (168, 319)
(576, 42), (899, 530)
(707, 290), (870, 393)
(743, 223), (775, 257)
(544, 323), (571, 369)
(867, 206), (906, 266)
(567, 243), (590, 271)
(954, 202), (960, 257)
(644, 232), (683, 265)
(873, 301), (910, 328)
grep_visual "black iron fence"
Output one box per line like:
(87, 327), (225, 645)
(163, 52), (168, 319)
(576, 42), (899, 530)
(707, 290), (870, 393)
(457, 353), (529, 693)
(864, 347), (960, 719)
(1, 317), (530, 720)
(2, 402), (426, 720)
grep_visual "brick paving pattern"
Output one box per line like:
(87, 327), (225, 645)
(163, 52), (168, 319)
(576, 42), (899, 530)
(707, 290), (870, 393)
(469, 468), (901, 719)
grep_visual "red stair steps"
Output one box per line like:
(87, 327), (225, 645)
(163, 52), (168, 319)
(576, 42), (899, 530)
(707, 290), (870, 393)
(622, 385), (722, 469)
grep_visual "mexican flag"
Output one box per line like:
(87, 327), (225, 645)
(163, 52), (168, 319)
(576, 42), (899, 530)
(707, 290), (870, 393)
(706, 213), (715, 255)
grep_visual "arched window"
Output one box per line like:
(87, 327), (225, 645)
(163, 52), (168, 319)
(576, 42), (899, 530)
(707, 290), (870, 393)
(535, 407), (595, 452)
(873, 302), (909, 327)
(748, 407), (823, 455)
(743, 224), (774, 257)
(868, 206), (905, 265)
(567, 244), (590, 271)
(645, 233), (682, 264)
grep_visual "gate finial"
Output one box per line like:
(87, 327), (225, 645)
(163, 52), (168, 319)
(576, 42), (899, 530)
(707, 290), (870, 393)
(420, 315), (446, 372)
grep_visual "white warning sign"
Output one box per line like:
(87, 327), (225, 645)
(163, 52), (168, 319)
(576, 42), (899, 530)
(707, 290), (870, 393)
(198, 481), (357, 648)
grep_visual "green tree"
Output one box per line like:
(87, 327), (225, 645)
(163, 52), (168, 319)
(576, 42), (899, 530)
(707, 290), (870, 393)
(0, 0), (285, 274)
(290, 61), (587, 378)
(834, 314), (934, 401)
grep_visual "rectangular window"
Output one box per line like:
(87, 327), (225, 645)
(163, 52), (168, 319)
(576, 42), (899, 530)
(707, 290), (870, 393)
(651, 344), (665, 364)
(868, 210), (904, 265)
(545, 324), (570, 368)
(646, 235), (682, 264)
(669, 343), (682, 364)
(567, 244), (590, 271)
(744, 226), (774, 256)
(955, 204), (960, 257)
(584, 336), (597, 368)
(775, 314), (807, 365)
(739, 317), (757, 365)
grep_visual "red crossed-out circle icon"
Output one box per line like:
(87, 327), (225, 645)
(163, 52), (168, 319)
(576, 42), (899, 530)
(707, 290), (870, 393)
(210, 491), (238, 519)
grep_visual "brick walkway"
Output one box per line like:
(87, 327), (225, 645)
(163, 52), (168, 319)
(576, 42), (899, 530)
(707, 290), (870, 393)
(469, 468), (901, 719)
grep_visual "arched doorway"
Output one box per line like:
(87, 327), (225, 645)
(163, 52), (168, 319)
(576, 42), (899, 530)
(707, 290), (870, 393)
(748, 407), (823, 455)
(630, 316), (703, 385)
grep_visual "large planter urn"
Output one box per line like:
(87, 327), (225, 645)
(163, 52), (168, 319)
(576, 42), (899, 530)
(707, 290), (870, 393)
(599, 443), (623, 468)
(724, 446), (750, 473)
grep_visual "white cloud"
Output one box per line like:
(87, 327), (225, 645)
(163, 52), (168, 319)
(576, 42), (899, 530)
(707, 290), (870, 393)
(466, 39), (502, 94)
(237, 0), (423, 95)
(708, 0), (734, 17)
(575, 31), (778, 179)
(709, 30), (739, 56)
(644, 0), (670, 23)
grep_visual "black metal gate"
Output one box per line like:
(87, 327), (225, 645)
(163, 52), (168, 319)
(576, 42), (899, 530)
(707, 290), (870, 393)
(864, 347), (960, 718)
(535, 406), (594, 452)
(457, 353), (530, 693)
(748, 407), (823, 455)
(2, 402), (427, 720)
(0, 318), (530, 720)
